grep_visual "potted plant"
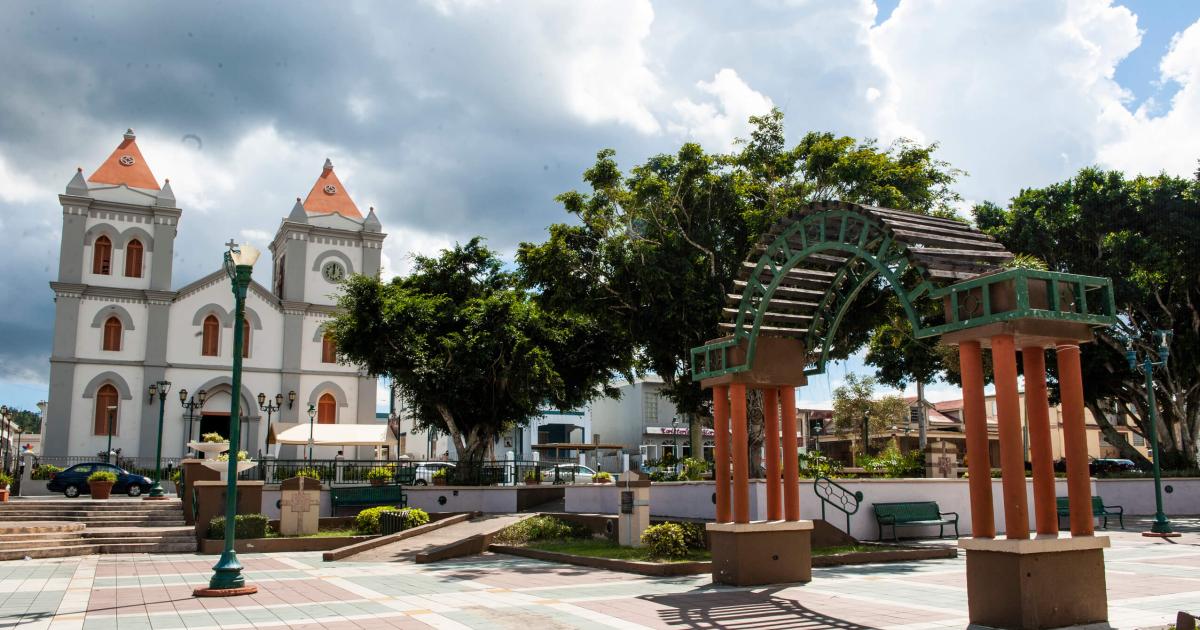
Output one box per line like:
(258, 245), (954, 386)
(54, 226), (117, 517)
(0, 472), (11, 502)
(188, 432), (230, 459)
(294, 468), (322, 484)
(202, 450), (256, 481)
(169, 469), (182, 495)
(367, 466), (392, 486)
(431, 467), (448, 486)
(88, 471), (117, 500)
(524, 469), (543, 486)
(592, 471), (612, 484)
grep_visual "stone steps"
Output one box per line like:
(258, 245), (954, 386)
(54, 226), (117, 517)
(0, 499), (195, 560)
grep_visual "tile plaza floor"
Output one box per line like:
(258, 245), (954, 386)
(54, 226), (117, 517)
(1, 518), (1196, 630)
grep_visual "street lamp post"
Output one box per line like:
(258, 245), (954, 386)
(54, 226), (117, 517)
(197, 241), (260, 597)
(670, 416), (679, 473)
(257, 393), (283, 458)
(146, 380), (172, 499)
(0, 406), (11, 474)
(306, 404), (317, 466)
(105, 405), (117, 464)
(179, 389), (208, 456)
(1124, 330), (1177, 537)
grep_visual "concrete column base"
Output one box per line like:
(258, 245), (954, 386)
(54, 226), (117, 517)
(960, 535), (1110, 630)
(706, 520), (813, 586)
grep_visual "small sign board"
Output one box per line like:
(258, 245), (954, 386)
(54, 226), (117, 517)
(620, 490), (634, 514)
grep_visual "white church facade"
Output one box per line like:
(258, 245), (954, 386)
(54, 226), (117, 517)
(44, 130), (385, 460)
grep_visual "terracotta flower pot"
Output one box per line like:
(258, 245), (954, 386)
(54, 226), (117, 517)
(594, 478), (612, 484)
(370, 479), (385, 487)
(90, 480), (114, 500)
(525, 479), (541, 486)
(433, 478), (447, 486)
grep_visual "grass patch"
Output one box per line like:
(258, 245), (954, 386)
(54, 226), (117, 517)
(813, 544), (888, 556)
(527, 538), (710, 563)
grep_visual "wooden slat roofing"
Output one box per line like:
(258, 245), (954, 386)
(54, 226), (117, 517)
(726, 201), (1013, 341)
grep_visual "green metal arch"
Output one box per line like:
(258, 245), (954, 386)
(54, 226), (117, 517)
(732, 209), (932, 376)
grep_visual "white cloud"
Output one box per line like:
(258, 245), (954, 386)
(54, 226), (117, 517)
(0, 153), (50, 203)
(670, 69), (775, 152)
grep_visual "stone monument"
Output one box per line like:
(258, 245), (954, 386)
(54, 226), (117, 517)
(616, 471), (650, 547)
(925, 440), (959, 478)
(279, 476), (321, 536)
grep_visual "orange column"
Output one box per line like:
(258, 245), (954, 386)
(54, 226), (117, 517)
(730, 383), (750, 523)
(992, 334), (1030, 539)
(763, 388), (782, 521)
(1056, 342), (1095, 536)
(712, 385), (731, 524)
(959, 341), (996, 538)
(1022, 346), (1058, 536)
(780, 386), (801, 521)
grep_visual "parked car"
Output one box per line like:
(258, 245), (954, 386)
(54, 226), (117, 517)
(1089, 458), (1139, 475)
(549, 464), (597, 484)
(46, 463), (153, 498)
(410, 462), (455, 485)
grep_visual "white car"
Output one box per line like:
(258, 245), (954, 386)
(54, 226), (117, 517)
(550, 464), (597, 484)
(410, 462), (455, 485)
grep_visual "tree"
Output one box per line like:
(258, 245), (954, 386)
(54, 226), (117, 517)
(328, 239), (630, 466)
(831, 374), (911, 457)
(974, 167), (1200, 468)
(519, 109), (963, 459)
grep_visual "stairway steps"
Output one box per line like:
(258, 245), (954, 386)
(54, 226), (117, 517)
(0, 537), (85, 551)
(0, 545), (101, 561)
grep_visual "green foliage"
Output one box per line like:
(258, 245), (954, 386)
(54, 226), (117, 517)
(431, 467), (448, 480)
(366, 467), (392, 481)
(354, 506), (429, 534)
(640, 523), (689, 559)
(831, 374), (911, 453)
(86, 471), (117, 483)
(31, 464), (63, 480)
(799, 450), (844, 478)
(329, 239), (629, 464)
(493, 515), (588, 544)
(592, 471), (612, 482)
(169, 469), (181, 483)
(6, 409), (41, 435)
(677, 457), (709, 481)
(207, 513), (268, 540)
(294, 468), (321, 481)
(857, 439), (923, 478)
(217, 450), (249, 462)
(672, 521), (707, 550)
(201, 432), (226, 443)
(1001, 253), (1049, 271)
(524, 469), (543, 482)
(0, 472), (11, 486)
(519, 109), (963, 459)
(974, 167), (1200, 467)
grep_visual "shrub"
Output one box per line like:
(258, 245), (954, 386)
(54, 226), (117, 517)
(207, 513), (269, 540)
(87, 471), (117, 484)
(366, 467), (393, 481)
(354, 505), (428, 534)
(201, 432), (226, 443)
(858, 440), (923, 478)
(431, 467), (448, 479)
(0, 472), (12, 487)
(641, 523), (689, 559)
(592, 471), (612, 483)
(678, 458), (709, 481)
(493, 515), (586, 544)
(217, 450), (250, 462)
(524, 469), (542, 483)
(169, 469), (181, 483)
(31, 464), (63, 480)
(673, 521), (707, 550)
(799, 450), (843, 478)
(294, 468), (321, 481)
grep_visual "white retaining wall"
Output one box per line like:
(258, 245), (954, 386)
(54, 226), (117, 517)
(1093, 477), (1200, 516)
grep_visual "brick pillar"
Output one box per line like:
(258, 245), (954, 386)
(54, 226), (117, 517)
(1022, 346), (1059, 536)
(712, 385), (731, 524)
(730, 383), (750, 524)
(763, 388), (782, 521)
(959, 341), (996, 537)
(780, 386), (801, 522)
(1056, 342), (1095, 536)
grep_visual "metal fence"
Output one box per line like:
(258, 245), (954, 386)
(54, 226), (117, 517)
(28, 455), (184, 479)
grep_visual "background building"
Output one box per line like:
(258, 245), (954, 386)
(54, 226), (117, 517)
(43, 131), (385, 460)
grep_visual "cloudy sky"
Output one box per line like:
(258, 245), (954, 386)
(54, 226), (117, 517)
(1, 0), (1198, 412)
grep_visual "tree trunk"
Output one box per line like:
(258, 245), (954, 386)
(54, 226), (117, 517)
(1086, 401), (1152, 468)
(688, 412), (703, 464)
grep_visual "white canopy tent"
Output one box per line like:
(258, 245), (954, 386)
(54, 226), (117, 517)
(267, 422), (392, 447)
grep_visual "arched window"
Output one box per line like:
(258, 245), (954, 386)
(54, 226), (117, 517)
(102, 317), (122, 351)
(317, 393), (337, 424)
(201, 315), (220, 356)
(241, 319), (251, 358)
(321, 333), (336, 363)
(124, 239), (144, 278)
(94, 384), (118, 436)
(93, 235), (112, 275)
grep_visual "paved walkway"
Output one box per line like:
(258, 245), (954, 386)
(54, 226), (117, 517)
(345, 514), (529, 562)
(0, 516), (1195, 629)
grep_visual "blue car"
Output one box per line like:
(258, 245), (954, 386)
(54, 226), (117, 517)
(46, 462), (153, 498)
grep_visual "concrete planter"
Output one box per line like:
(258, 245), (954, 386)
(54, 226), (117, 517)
(89, 480), (114, 500)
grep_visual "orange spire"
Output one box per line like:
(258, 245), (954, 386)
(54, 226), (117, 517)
(301, 158), (362, 219)
(87, 129), (161, 190)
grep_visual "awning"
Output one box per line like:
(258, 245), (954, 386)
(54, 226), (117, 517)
(267, 422), (392, 446)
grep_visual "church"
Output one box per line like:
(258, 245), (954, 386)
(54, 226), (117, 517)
(44, 129), (385, 460)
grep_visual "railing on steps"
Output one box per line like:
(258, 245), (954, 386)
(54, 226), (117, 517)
(813, 476), (863, 536)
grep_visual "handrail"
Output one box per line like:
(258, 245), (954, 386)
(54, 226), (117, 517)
(813, 476), (863, 536)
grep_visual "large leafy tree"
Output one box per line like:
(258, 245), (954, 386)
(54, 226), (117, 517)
(519, 109), (962, 458)
(328, 239), (630, 465)
(974, 167), (1200, 468)
(831, 374), (911, 456)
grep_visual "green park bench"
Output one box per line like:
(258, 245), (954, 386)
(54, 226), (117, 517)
(873, 501), (959, 541)
(330, 485), (408, 513)
(1056, 496), (1124, 529)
